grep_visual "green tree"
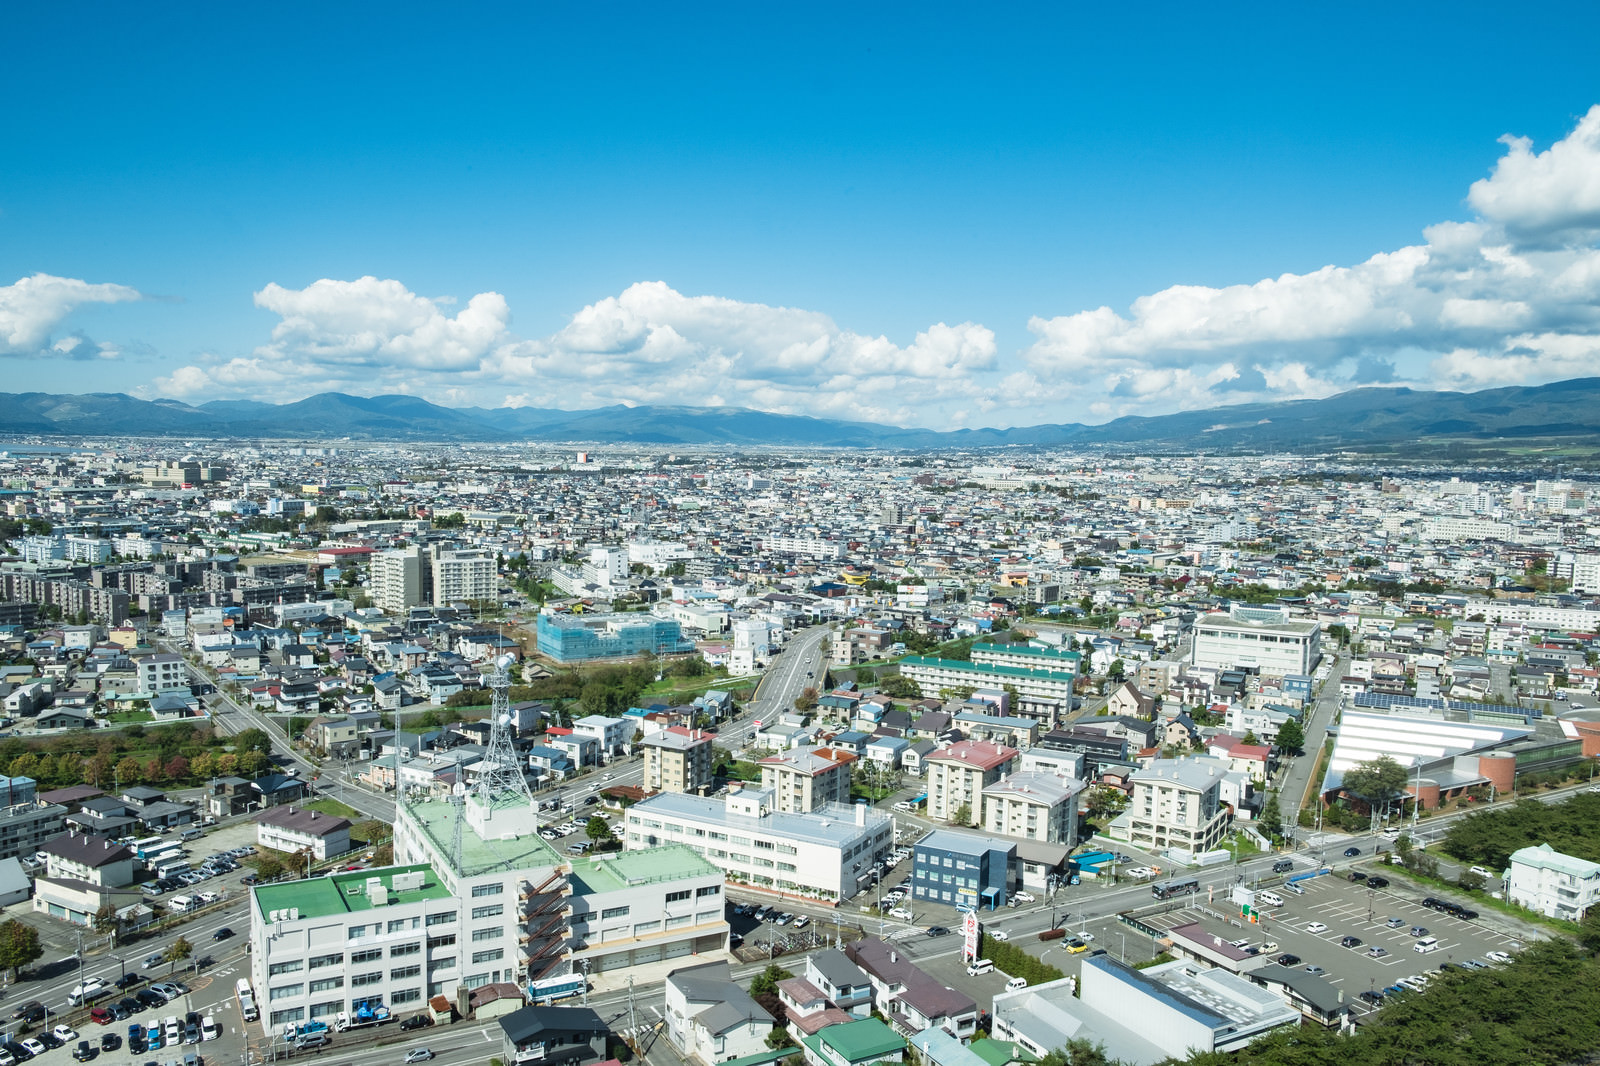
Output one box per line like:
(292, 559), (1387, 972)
(233, 728), (274, 755)
(164, 936), (193, 974)
(1577, 907), (1600, 955)
(794, 686), (818, 714)
(1241, 729), (1260, 747)
(951, 801), (972, 826)
(93, 903), (120, 946)
(1084, 785), (1130, 819)
(1258, 792), (1284, 841)
(1340, 755), (1409, 814)
(878, 674), (922, 700)
(749, 963), (793, 996)
(1107, 659), (1126, 682)
(0, 919), (43, 981)
(585, 816), (614, 843)
(1274, 718), (1305, 754)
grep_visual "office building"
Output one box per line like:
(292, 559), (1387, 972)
(624, 788), (891, 903)
(1190, 604), (1320, 676)
(536, 613), (693, 662)
(910, 829), (1013, 911)
(759, 747), (854, 813)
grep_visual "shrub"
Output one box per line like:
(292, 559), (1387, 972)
(1038, 928), (1066, 941)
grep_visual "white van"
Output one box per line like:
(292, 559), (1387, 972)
(168, 895), (195, 913)
(1413, 936), (1439, 953)
(1256, 891), (1284, 908)
(180, 828), (204, 842)
(966, 959), (994, 976)
(1004, 976), (1028, 991)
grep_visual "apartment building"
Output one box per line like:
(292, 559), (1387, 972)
(255, 806), (353, 861)
(925, 740), (1019, 824)
(137, 653), (190, 697)
(979, 772), (1082, 846)
(898, 656), (1078, 703)
(371, 547), (424, 614)
(759, 747), (854, 813)
(641, 727), (715, 795)
(1125, 758), (1230, 854)
(431, 548), (496, 606)
(1505, 843), (1600, 919)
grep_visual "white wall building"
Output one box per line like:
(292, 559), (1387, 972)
(1191, 604), (1321, 675)
(624, 789), (891, 903)
(1505, 843), (1600, 920)
(371, 547), (423, 614)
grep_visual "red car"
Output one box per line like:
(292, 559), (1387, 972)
(89, 1007), (113, 1025)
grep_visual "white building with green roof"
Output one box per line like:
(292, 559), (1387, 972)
(566, 845), (728, 974)
(898, 656), (1078, 703)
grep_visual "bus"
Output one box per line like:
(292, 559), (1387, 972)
(1151, 877), (1200, 901)
(236, 978), (258, 1023)
(132, 837), (167, 860)
(527, 973), (586, 1006)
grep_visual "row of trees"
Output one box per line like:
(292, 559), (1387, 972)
(0, 723), (273, 790)
(1442, 793), (1600, 870)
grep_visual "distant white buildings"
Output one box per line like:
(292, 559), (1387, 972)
(1191, 603), (1320, 675)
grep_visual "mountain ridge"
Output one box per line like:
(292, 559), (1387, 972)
(0, 379), (1597, 449)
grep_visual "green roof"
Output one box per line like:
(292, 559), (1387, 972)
(969, 1038), (1041, 1066)
(399, 795), (564, 878)
(812, 1019), (906, 1061)
(567, 845), (718, 893)
(901, 656), (1078, 682)
(252, 862), (451, 920)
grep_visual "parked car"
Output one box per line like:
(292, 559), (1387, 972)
(98, 1035), (120, 1053)
(52, 1027), (78, 1043)
(1340, 936), (1363, 948)
(1366, 876), (1389, 888)
(398, 1016), (431, 1032)
(1304, 922), (1328, 934)
(1276, 953), (1301, 966)
(1485, 950), (1513, 964)
(71, 1041), (95, 1062)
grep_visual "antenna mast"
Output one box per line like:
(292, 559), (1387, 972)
(476, 654), (535, 810)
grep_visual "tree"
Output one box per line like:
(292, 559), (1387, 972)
(1241, 729), (1260, 747)
(254, 855), (287, 882)
(878, 674), (922, 700)
(115, 756), (143, 786)
(1107, 659), (1126, 682)
(749, 963), (793, 996)
(0, 919), (43, 981)
(371, 842), (394, 865)
(234, 728), (273, 755)
(164, 936), (193, 974)
(1084, 785), (1130, 820)
(794, 687), (818, 714)
(951, 801), (972, 826)
(1340, 755), (1409, 814)
(585, 816), (614, 843)
(1258, 792), (1284, 841)
(93, 903), (120, 945)
(356, 820), (391, 844)
(1274, 718), (1306, 754)
(1578, 907), (1600, 955)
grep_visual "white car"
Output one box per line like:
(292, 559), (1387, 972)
(1485, 950), (1513, 964)
(1468, 866), (1494, 879)
(1304, 922), (1328, 934)
(1011, 891), (1035, 903)
(201, 1016), (219, 1041)
(51, 1025), (76, 1042)
(989, 929), (1010, 942)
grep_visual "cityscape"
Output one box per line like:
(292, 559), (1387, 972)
(6, 5), (1600, 1066)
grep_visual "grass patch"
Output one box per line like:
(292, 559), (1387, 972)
(300, 797), (360, 821)
(640, 674), (751, 701)
(107, 710), (154, 724)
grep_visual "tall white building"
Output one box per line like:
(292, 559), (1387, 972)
(430, 548), (496, 606)
(371, 547), (423, 614)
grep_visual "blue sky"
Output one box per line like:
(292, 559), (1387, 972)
(5, 3), (1600, 428)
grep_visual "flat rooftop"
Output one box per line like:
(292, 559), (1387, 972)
(252, 862), (452, 921)
(567, 845), (718, 895)
(400, 794), (565, 878)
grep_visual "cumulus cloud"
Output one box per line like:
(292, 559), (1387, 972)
(1468, 105), (1600, 246)
(0, 273), (141, 357)
(158, 277), (1002, 426)
(1021, 106), (1600, 416)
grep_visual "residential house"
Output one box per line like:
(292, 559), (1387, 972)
(664, 960), (773, 1065)
(255, 805), (352, 860)
(497, 1005), (610, 1066)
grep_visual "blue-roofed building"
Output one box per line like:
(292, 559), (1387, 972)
(911, 829), (1014, 911)
(536, 612), (693, 663)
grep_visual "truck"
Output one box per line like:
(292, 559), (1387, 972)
(283, 1020), (329, 1041)
(334, 1005), (391, 1031)
(235, 980), (258, 1023)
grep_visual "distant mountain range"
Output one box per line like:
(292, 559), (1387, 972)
(3, 378), (1600, 450)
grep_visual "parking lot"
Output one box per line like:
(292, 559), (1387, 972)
(1241, 865), (1528, 1016)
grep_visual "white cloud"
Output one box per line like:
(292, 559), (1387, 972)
(150, 105), (1600, 427)
(0, 273), (140, 357)
(1468, 105), (1600, 245)
(1019, 106), (1600, 418)
(254, 276), (509, 370)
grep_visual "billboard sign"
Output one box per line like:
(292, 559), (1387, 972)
(962, 909), (980, 962)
